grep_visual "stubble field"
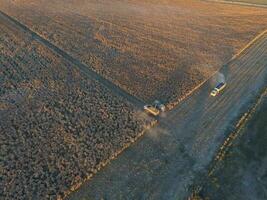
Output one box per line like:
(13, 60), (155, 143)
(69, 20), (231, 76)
(200, 91), (267, 199)
(0, 17), (151, 200)
(1, 0), (267, 107)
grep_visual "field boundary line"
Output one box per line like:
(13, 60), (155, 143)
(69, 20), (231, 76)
(203, 0), (267, 8)
(188, 87), (267, 199)
(1, 10), (267, 112)
(232, 29), (267, 60)
(63, 119), (158, 200)
(0, 10), (146, 109)
(168, 29), (267, 111)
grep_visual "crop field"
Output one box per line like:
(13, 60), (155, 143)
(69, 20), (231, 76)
(1, 0), (267, 199)
(0, 17), (151, 200)
(68, 30), (267, 199)
(1, 0), (267, 106)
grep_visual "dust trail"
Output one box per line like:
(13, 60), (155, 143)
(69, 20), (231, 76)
(210, 72), (225, 87)
(133, 109), (169, 141)
(160, 111), (167, 118)
(133, 110), (152, 122)
(146, 125), (170, 141)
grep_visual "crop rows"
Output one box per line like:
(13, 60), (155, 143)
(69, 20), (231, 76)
(1, 0), (267, 106)
(0, 20), (151, 199)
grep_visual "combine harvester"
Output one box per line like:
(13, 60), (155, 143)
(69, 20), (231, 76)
(144, 100), (166, 116)
(210, 82), (227, 97)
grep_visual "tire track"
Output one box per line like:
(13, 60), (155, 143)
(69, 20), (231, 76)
(67, 18), (267, 200)
(203, 35), (267, 114)
(165, 31), (267, 121)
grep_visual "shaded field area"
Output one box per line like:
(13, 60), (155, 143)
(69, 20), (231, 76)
(1, 0), (267, 106)
(0, 17), (151, 200)
(200, 91), (267, 199)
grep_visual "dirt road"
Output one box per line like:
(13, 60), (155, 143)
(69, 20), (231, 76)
(68, 32), (267, 199)
(0, 10), (145, 109)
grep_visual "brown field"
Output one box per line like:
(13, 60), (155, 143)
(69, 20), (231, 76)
(1, 0), (267, 199)
(1, 0), (267, 106)
(0, 17), (151, 199)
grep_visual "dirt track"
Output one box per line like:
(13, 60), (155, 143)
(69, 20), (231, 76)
(68, 32), (267, 199)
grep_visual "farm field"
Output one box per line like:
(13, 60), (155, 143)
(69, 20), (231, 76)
(1, 0), (267, 199)
(68, 30), (267, 200)
(200, 91), (267, 199)
(1, 0), (267, 107)
(0, 16), (151, 200)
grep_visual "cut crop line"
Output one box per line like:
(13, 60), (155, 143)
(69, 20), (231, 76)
(1, 10), (266, 115)
(209, 87), (267, 177)
(167, 29), (267, 111)
(231, 29), (267, 60)
(63, 119), (158, 200)
(188, 87), (267, 200)
(203, 37), (267, 114)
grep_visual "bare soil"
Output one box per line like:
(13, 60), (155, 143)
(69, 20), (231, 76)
(1, 0), (267, 106)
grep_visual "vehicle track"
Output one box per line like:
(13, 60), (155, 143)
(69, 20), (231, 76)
(68, 30), (267, 199)
(0, 10), (146, 109)
(165, 33), (267, 121)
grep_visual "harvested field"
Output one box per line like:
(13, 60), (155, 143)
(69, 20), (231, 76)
(199, 91), (267, 200)
(1, 0), (267, 106)
(0, 17), (151, 200)
(68, 30), (267, 199)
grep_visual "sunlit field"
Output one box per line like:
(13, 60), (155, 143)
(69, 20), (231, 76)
(1, 0), (267, 199)
(1, 0), (267, 107)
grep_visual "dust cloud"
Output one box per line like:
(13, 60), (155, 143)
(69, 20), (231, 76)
(133, 110), (152, 122)
(147, 125), (170, 141)
(210, 72), (226, 87)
